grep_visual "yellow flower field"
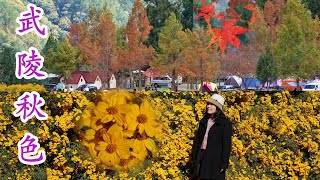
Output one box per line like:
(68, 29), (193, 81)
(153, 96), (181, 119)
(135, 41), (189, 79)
(0, 84), (319, 179)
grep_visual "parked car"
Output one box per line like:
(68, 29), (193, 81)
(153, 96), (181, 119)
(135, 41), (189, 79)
(84, 84), (98, 92)
(44, 83), (56, 92)
(151, 76), (172, 88)
(76, 84), (98, 92)
(218, 85), (237, 91)
(302, 82), (320, 91)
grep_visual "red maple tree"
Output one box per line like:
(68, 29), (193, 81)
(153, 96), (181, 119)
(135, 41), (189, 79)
(117, 0), (154, 90)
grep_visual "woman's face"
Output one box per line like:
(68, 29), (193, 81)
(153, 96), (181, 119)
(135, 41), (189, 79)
(206, 102), (217, 115)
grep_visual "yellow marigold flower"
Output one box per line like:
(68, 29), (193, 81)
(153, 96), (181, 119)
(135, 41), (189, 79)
(75, 109), (92, 131)
(94, 95), (131, 126)
(95, 130), (130, 166)
(126, 100), (158, 137)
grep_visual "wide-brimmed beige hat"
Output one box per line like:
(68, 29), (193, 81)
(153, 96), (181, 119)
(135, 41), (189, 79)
(206, 94), (225, 111)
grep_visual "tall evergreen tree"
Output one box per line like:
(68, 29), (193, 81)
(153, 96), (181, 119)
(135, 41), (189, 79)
(256, 47), (278, 90)
(150, 13), (186, 91)
(0, 47), (16, 84)
(145, 0), (178, 51)
(273, 0), (320, 89)
(302, 0), (320, 18)
(46, 38), (82, 78)
(42, 34), (58, 57)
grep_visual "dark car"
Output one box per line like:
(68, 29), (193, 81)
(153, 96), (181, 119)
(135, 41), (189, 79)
(44, 83), (56, 92)
(84, 84), (98, 92)
(76, 84), (87, 91)
(76, 84), (98, 92)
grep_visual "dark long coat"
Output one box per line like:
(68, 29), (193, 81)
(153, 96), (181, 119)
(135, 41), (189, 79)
(191, 114), (233, 179)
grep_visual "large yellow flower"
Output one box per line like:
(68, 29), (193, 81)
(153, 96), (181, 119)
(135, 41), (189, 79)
(83, 117), (103, 141)
(94, 94), (131, 126)
(95, 125), (130, 166)
(100, 92), (133, 104)
(132, 138), (157, 156)
(126, 100), (158, 137)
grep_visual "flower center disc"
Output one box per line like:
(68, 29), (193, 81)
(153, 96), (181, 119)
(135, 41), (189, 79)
(106, 144), (117, 153)
(106, 106), (118, 115)
(137, 114), (148, 124)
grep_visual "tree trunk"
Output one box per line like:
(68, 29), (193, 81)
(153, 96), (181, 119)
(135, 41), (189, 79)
(200, 77), (204, 91)
(172, 69), (177, 91)
(138, 69), (142, 91)
(296, 78), (300, 91)
(130, 71), (134, 89)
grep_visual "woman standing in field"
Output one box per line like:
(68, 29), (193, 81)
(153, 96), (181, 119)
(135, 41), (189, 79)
(191, 94), (233, 180)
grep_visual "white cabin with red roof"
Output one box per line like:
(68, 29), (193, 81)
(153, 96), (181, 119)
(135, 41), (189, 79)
(58, 71), (116, 90)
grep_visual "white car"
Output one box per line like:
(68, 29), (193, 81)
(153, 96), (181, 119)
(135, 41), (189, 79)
(218, 85), (237, 91)
(151, 76), (172, 88)
(302, 83), (320, 91)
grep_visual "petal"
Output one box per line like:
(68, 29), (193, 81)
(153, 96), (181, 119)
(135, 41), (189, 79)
(140, 100), (152, 114)
(116, 149), (130, 159)
(131, 148), (148, 161)
(109, 131), (123, 145)
(107, 124), (123, 138)
(132, 139), (144, 152)
(144, 138), (157, 154)
(106, 152), (120, 166)
(138, 124), (145, 134)
(103, 134), (112, 144)
(118, 104), (131, 113)
(84, 129), (96, 141)
(145, 123), (155, 137)
(87, 143), (97, 157)
(96, 141), (108, 151)
(91, 117), (103, 131)
(123, 130), (134, 138)
(114, 113), (124, 126)
(101, 114), (113, 123)
(126, 114), (139, 131)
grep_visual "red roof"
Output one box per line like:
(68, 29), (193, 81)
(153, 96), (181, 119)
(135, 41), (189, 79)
(66, 72), (83, 84)
(65, 71), (113, 84)
(82, 71), (99, 83)
(143, 68), (161, 78)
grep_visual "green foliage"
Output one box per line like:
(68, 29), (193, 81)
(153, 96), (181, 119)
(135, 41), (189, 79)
(144, 0), (179, 51)
(255, 0), (268, 9)
(45, 38), (82, 78)
(151, 13), (186, 90)
(302, 0), (320, 18)
(273, 0), (320, 82)
(42, 34), (58, 56)
(0, 47), (38, 85)
(0, 47), (16, 84)
(256, 47), (278, 87)
(0, 0), (49, 50)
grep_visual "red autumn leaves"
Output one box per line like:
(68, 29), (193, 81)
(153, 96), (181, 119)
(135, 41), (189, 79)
(194, 0), (256, 58)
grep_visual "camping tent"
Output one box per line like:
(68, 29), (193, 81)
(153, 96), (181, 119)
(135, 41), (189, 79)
(262, 79), (282, 88)
(281, 79), (306, 91)
(202, 82), (218, 91)
(225, 76), (242, 88)
(241, 78), (261, 90)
